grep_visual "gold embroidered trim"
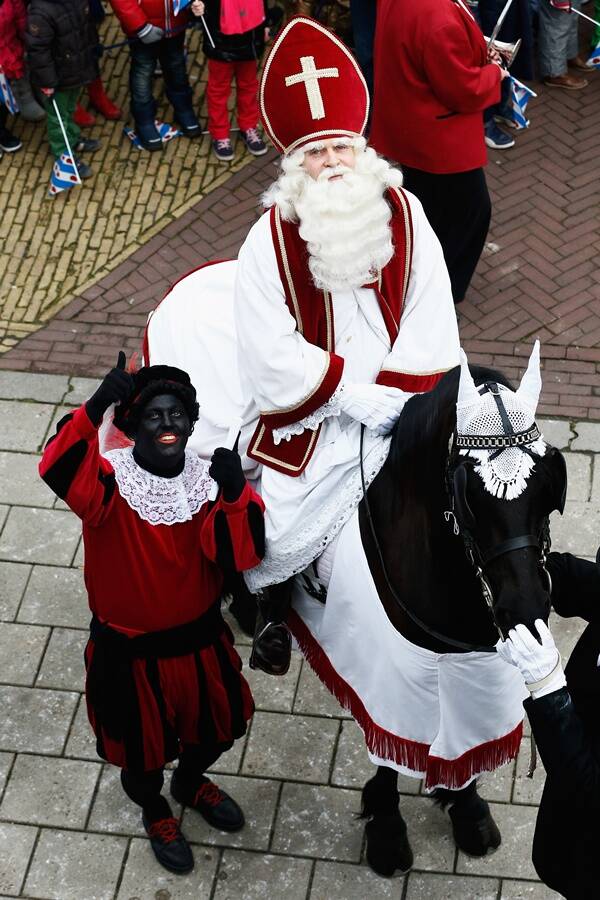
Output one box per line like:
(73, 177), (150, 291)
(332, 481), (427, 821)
(380, 365), (453, 376)
(249, 423), (320, 472)
(275, 207), (303, 335)
(323, 289), (334, 351)
(259, 355), (330, 418)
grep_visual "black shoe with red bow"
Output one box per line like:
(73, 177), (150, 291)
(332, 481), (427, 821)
(170, 775), (245, 832)
(142, 813), (194, 874)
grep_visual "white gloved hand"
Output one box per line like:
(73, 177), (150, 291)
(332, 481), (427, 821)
(340, 383), (410, 435)
(496, 619), (566, 699)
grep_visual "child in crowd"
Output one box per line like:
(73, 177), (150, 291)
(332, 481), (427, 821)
(0, 0), (45, 154)
(192, 0), (274, 162)
(74, 0), (123, 127)
(109, 0), (200, 151)
(26, 0), (102, 178)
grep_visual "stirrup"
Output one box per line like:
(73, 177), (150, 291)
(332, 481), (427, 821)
(249, 619), (292, 677)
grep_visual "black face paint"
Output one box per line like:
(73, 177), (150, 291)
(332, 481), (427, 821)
(132, 393), (192, 477)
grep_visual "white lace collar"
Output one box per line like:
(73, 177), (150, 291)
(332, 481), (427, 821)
(104, 447), (214, 526)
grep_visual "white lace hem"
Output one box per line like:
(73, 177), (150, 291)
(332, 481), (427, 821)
(272, 383), (345, 446)
(244, 434), (391, 591)
(105, 447), (214, 526)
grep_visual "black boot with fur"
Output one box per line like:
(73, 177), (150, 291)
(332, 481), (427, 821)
(432, 780), (501, 857)
(360, 770), (413, 877)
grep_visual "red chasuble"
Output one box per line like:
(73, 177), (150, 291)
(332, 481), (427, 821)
(247, 187), (414, 477)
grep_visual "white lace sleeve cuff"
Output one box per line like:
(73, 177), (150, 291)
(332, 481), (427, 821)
(272, 383), (345, 445)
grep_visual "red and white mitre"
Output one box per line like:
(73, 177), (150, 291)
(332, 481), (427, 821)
(259, 16), (369, 155)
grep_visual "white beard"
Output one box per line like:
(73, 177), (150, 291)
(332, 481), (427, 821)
(263, 143), (404, 293)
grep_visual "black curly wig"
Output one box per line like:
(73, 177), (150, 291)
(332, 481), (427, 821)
(113, 365), (200, 439)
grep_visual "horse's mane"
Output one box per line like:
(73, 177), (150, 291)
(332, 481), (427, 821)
(387, 364), (514, 501)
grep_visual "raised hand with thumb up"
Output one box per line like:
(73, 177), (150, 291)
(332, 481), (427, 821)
(86, 351), (136, 426)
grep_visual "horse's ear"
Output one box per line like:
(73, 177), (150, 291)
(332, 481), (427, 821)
(453, 463), (476, 530)
(547, 447), (567, 515)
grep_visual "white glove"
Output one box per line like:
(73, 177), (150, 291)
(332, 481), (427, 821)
(137, 23), (164, 43)
(340, 383), (410, 435)
(496, 619), (566, 699)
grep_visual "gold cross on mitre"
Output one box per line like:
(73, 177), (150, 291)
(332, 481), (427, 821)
(284, 56), (339, 120)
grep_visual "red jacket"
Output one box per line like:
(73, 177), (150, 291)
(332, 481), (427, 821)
(371, 0), (502, 174)
(109, 0), (189, 38)
(0, 0), (26, 80)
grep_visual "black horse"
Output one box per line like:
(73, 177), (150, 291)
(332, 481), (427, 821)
(358, 362), (567, 876)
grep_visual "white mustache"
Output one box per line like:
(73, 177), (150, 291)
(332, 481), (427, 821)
(317, 165), (353, 182)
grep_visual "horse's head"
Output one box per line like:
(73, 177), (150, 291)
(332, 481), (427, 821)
(448, 342), (567, 637)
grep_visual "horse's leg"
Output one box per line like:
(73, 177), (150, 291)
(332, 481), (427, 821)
(432, 779), (501, 856)
(360, 765), (414, 877)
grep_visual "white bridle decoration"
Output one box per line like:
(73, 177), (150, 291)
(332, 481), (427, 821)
(456, 341), (547, 500)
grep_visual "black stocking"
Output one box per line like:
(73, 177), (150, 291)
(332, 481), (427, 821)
(362, 765), (400, 817)
(120, 767), (172, 823)
(175, 741), (234, 795)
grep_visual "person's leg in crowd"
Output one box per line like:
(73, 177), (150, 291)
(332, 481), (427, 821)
(0, 104), (23, 153)
(402, 167), (491, 305)
(45, 87), (81, 158)
(566, 0), (595, 70)
(484, 77), (515, 148)
(207, 58), (235, 161)
(235, 60), (267, 156)
(350, 0), (376, 98)
(170, 741), (245, 831)
(539, 0), (588, 89)
(160, 32), (201, 137)
(129, 38), (163, 150)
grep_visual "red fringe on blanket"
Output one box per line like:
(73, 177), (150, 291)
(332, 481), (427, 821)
(289, 608), (523, 790)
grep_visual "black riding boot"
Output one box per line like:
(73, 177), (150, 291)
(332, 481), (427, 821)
(433, 779), (501, 856)
(361, 767), (414, 877)
(249, 579), (293, 676)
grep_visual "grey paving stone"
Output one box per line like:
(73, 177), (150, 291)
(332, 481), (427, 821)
(405, 872), (499, 899)
(332, 719), (419, 795)
(310, 860), (403, 899)
(0, 685), (77, 753)
(0, 451), (55, 508)
(294, 660), (351, 718)
(223, 604), (253, 646)
(182, 773), (279, 851)
(457, 801), (538, 879)
(214, 850), (311, 900)
(18, 564), (89, 628)
(538, 418), (572, 451)
(0, 371), (69, 403)
(0, 506), (7, 535)
(513, 735), (545, 806)
(208, 731), (247, 775)
(64, 694), (99, 761)
(550, 502), (600, 557)
(0, 751), (13, 799)
(36, 627), (86, 691)
(0, 622), (49, 685)
(73, 537), (84, 567)
(0, 400), (55, 452)
(478, 755), (515, 803)
(399, 796), (457, 873)
(24, 828), (127, 900)
(242, 711), (339, 783)
(0, 823), (38, 896)
(501, 879), (561, 898)
(563, 453), (592, 502)
(0, 754), (101, 828)
(117, 837), (218, 900)
(65, 377), (100, 407)
(88, 765), (147, 836)
(0, 507), (81, 565)
(571, 421), (600, 452)
(241, 644), (302, 712)
(0, 561), (31, 620)
(272, 783), (363, 861)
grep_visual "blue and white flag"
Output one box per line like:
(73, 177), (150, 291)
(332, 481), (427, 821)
(124, 120), (181, 148)
(505, 77), (537, 130)
(0, 67), (19, 115)
(48, 153), (81, 197)
(587, 43), (600, 68)
(172, 0), (192, 14)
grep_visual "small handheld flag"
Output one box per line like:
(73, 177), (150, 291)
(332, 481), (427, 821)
(124, 120), (181, 148)
(48, 153), (81, 196)
(505, 76), (537, 130)
(0, 66), (19, 114)
(587, 43), (600, 68)
(173, 0), (191, 14)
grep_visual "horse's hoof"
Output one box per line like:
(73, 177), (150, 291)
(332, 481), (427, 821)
(449, 801), (501, 856)
(365, 813), (414, 877)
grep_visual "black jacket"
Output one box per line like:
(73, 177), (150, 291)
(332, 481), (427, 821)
(526, 551), (600, 899)
(195, 0), (271, 63)
(25, 0), (98, 89)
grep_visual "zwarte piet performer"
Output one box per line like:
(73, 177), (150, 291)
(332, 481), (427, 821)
(39, 354), (265, 874)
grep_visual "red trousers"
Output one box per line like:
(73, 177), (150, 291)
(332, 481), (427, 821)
(207, 58), (259, 139)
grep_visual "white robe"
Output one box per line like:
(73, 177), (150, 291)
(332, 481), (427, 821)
(235, 190), (460, 590)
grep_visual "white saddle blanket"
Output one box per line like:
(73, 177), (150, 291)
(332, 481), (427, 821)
(291, 510), (527, 791)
